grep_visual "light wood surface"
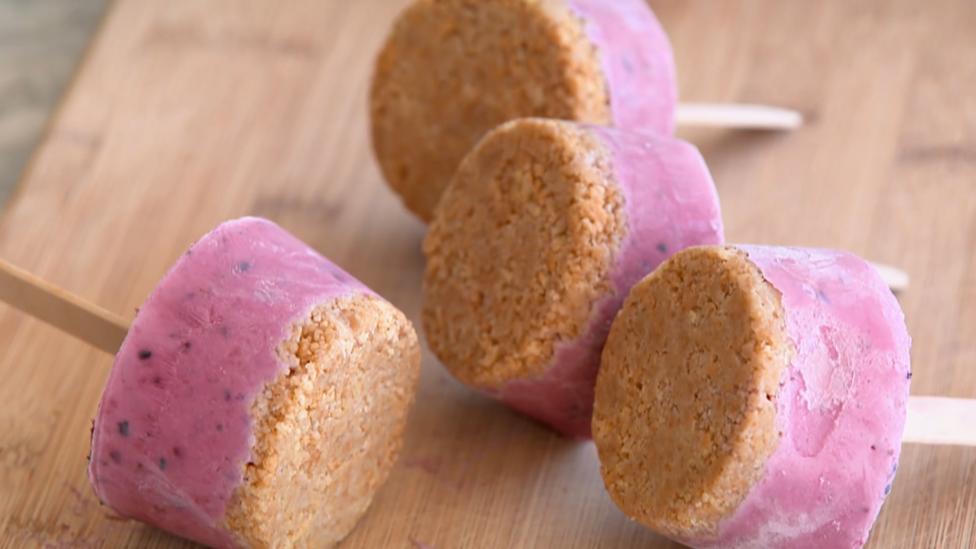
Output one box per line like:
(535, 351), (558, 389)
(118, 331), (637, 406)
(0, 0), (974, 547)
(0, 258), (127, 354)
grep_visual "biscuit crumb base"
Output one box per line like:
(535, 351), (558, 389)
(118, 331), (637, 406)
(225, 295), (420, 548)
(593, 246), (791, 540)
(370, 0), (611, 221)
(423, 118), (625, 390)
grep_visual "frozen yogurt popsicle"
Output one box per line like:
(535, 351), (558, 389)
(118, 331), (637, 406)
(422, 118), (722, 437)
(593, 245), (911, 548)
(370, 0), (675, 221)
(88, 217), (421, 548)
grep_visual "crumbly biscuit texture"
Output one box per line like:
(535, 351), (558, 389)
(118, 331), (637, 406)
(423, 118), (625, 389)
(371, 0), (611, 220)
(593, 246), (791, 539)
(225, 295), (421, 548)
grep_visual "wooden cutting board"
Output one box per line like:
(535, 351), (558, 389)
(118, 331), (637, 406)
(1, 1), (974, 547)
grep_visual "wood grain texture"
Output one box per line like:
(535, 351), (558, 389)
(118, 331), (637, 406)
(0, 0), (974, 547)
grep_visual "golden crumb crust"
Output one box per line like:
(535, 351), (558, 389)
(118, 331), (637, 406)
(593, 246), (791, 539)
(422, 118), (625, 390)
(224, 295), (421, 548)
(370, 0), (611, 221)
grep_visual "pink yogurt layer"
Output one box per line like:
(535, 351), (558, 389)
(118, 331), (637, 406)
(495, 126), (724, 437)
(88, 217), (373, 548)
(693, 246), (912, 549)
(568, 0), (677, 136)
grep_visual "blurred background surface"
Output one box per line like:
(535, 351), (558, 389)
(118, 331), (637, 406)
(0, 0), (106, 205)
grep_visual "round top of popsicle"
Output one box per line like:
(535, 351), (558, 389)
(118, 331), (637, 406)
(88, 217), (421, 547)
(594, 245), (789, 539)
(594, 244), (911, 547)
(422, 118), (625, 389)
(371, 0), (653, 221)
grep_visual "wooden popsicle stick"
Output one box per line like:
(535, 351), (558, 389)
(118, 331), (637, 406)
(676, 102), (804, 130)
(0, 257), (128, 354)
(904, 396), (976, 446)
(869, 261), (910, 292)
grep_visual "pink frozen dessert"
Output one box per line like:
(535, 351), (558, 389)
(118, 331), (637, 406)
(422, 118), (723, 437)
(371, 0), (676, 221)
(594, 245), (911, 548)
(88, 217), (421, 548)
